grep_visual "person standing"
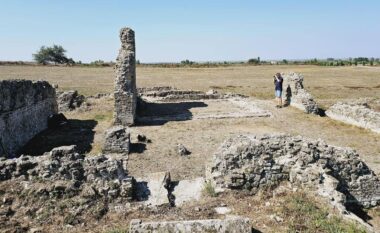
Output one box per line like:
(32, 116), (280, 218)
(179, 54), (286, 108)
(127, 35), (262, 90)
(273, 73), (283, 108)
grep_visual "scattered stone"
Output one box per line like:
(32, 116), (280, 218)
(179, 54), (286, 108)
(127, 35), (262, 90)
(326, 100), (380, 133)
(177, 144), (191, 156)
(0, 80), (58, 157)
(136, 134), (147, 142)
(282, 73), (319, 114)
(103, 126), (130, 154)
(56, 90), (85, 112)
(129, 216), (252, 233)
(114, 27), (137, 126)
(215, 206), (232, 215)
(206, 89), (218, 95)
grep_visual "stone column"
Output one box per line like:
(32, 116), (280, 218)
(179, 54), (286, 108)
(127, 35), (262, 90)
(114, 27), (137, 126)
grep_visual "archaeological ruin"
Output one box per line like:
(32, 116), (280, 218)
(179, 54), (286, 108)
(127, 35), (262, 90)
(206, 134), (380, 228)
(0, 27), (379, 232)
(114, 27), (137, 126)
(0, 80), (57, 157)
(282, 72), (319, 114)
(326, 99), (380, 134)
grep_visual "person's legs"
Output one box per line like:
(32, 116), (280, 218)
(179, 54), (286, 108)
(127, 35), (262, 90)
(275, 90), (282, 107)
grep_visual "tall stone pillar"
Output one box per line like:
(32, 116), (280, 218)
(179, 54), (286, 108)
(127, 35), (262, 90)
(114, 27), (137, 126)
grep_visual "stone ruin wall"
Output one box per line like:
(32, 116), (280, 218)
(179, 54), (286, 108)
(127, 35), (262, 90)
(326, 100), (380, 134)
(0, 80), (57, 157)
(282, 72), (319, 114)
(114, 27), (137, 126)
(207, 134), (380, 208)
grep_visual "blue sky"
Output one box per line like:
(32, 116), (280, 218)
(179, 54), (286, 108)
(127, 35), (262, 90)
(0, 0), (379, 63)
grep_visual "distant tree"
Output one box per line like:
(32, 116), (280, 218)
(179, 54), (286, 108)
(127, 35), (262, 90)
(33, 45), (72, 65)
(282, 59), (288, 64)
(248, 57), (260, 65)
(136, 60), (141, 65)
(181, 59), (195, 65)
(327, 58), (335, 61)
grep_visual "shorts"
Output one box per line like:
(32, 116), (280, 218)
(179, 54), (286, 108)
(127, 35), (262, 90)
(275, 90), (282, 98)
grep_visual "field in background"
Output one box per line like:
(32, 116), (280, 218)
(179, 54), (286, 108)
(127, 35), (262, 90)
(1, 65), (380, 108)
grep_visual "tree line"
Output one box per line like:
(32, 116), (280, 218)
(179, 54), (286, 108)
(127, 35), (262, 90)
(29, 45), (380, 67)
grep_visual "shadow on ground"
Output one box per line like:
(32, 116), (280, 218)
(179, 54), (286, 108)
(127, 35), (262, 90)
(136, 101), (208, 126)
(20, 119), (97, 156)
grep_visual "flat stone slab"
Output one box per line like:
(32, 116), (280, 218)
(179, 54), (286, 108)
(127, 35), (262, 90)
(135, 172), (170, 206)
(129, 216), (252, 233)
(172, 177), (205, 207)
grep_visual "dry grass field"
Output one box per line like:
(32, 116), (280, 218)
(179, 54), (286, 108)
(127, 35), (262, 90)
(1, 65), (380, 107)
(1, 64), (380, 232)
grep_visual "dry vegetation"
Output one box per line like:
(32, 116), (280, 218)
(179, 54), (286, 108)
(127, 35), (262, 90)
(1, 65), (379, 232)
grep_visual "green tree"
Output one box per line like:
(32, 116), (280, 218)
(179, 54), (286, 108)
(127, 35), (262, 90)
(33, 45), (72, 65)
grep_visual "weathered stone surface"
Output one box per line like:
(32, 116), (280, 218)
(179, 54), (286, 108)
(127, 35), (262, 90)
(114, 27), (137, 126)
(326, 100), (380, 133)
(135, 172), (171, 206)
(0, 145), (134, 200)
(172, 177), (205, 207)
(0, 80), (57, 157)
(207, 134), (380, 208)
(103, 126), (130, 154)
(56, 90), (85, 112)
(129, 216), (252, 233)
(282, 73), (319, 114)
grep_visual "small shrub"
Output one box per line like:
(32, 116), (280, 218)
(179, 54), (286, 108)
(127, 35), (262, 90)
(203, 181), (217, 197)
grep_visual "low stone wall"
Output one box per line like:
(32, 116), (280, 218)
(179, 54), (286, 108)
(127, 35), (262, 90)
(0, 80), (57, 157)
(282, 73), (319, 114)
(138, 86), (245, 102)
(0, 145), (134, 200)
(129, 216), (252, 233)
(207, 134), (380, 208)
(326, 101), (380, 133)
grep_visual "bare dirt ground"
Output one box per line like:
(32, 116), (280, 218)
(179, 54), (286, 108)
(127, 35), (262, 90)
(1, 65), (380, 232)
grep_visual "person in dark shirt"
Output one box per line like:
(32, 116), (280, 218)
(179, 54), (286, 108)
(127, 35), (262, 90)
(273, 73), (283, 108)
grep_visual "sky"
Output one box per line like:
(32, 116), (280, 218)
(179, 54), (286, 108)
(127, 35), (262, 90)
(0, 0), (379, 63)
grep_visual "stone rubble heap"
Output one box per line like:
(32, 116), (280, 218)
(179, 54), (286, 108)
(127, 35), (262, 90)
(114, 27), (137, 126)
(0, 80), (57, 157)
(207, 134), (380, 209)
(0, 145), (134, 200)
(326, 100), (380, 134)
(56, 90), (85, 112)
(129, 216), (252, 233)
(282, 73), (319, 114)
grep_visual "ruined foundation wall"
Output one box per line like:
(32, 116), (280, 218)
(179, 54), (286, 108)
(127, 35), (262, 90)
(114, 27), (137, 126)
(0, 80), (57, 157)
(207, 134), (380, 208)
(326, 101), (380, 134)
(282, 73), (319, 114)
